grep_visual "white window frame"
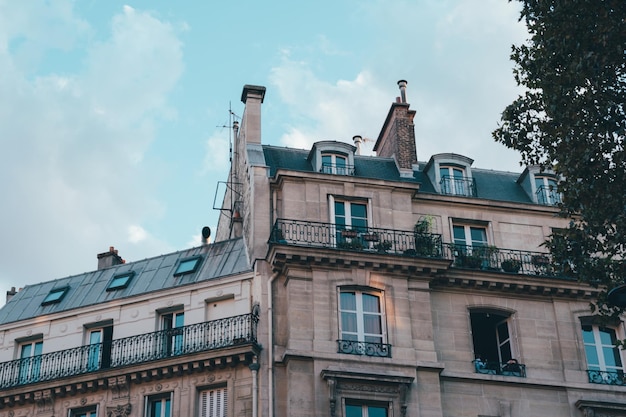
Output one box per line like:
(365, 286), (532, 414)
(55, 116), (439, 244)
(145, 393), (172, 417)
(17, 338), (43, 383)
(321, 152), (349, 175)
(69, 405), (98, 417)
(582, 324), (624, 373)
(84, 323), (113, 371)
(452, 224), (488, 249)
(338, 289), (386, 344)
(534, 175), (560, 205)
(439, 165), (468, 196)
(160, 309), (185, 356)
(199, 386), (228, 417)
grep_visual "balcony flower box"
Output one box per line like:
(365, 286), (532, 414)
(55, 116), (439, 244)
(362, 233), (380, 242)
(341, 229), (359, 238)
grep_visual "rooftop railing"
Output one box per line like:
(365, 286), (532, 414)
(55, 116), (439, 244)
(440, 175), (477, 197)
(0, 312), (259, 389)
(270, 219), (571, 278)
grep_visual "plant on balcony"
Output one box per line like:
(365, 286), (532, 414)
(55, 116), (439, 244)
(337, 239), (364, 250)
(374, 240), (393, 252)
(361, 233), (380, 242)
(531, 254), (553, 275)
(457, 253), (483, 269)
(341, 229), (359, 238)
(501, 259), (522, 273)
(474, 245), (500, 270)
(413, 217), (439, 256)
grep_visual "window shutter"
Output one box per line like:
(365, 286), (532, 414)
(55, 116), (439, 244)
(200, 387), (227, 417)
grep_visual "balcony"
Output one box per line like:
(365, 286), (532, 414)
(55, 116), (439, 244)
(270, 220), (573, 279)
(440, 175), (477, 197)
(270, 219), (444, 258)
(320, 162), (355, 176)
(337, 340), (392, 358)
(587, 370), (626, 386)
(0, 312), (259, 389)
(536, 184), (562, 205)
(473, 359), (526, 377)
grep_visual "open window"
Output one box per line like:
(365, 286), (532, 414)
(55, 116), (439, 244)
(17, 336), (43, 384)
(470, 309), (525, 377)
(330, 197), (370, 250)
(581, 318), (625, 385)
(159, 308), (185, 356)
(84, 321), (113, 371)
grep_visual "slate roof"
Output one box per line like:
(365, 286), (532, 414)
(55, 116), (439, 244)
(0, 238), (251, 325)
(261, 145), (535, 204)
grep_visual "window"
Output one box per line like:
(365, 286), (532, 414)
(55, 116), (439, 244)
(346, 403), (388, 417)
(453, 224), (487, 250)
(107, 272), (134, 291)
(338, 290), (389, 357)
(199, 387), (227, 417)
(146, 394), (172, 417)
(470, 310), (522, 376)
(321, 153), (350, 175)
(582, 324), (623, 376)
(70, 405), (98, 417)
(534, 175), (560, 205)
(174, 256), (202, 276)
(439, 165), (475, 196)
(86, 324), (113, 371)
(161, 310), (185, 356)
(41, 286), (69, 305)
(334, 200), (368, 248)
(18, 339), (43, 383)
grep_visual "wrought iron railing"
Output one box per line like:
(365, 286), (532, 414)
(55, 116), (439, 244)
(473, 360), (526, 377)
(440, 175), (477, 197)
(0, 312), (259, 389)
(337, 340), (392, 358)
(270, 219), (444, 258)
(320, 162), (355, 176)
(443, 243), (572, 277)
(587, 369), (626, 385)
(536, 185), (562, 205)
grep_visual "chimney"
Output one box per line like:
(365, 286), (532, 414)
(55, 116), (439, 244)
(353, 135), (363, 155)
(373, 80), (418, 176)
(6, 287), (17, 303)
(240, 85), (266, 145)
(97, 246), (125, 270)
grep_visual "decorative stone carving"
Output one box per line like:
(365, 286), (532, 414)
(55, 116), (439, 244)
(106, 403), (131, 417)
(108, 376), (130, 399)
(34, 389), (53, 414)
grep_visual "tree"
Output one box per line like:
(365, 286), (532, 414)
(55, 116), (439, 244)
(493, 0), (626, 316)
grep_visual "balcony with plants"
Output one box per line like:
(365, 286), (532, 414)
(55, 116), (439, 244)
(270, 219), (574, 279)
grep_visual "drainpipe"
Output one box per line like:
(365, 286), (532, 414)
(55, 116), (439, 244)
(267, 270), (280, 417)
(250, 356), (259, 417)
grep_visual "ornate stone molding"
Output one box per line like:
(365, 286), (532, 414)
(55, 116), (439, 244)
(106, 403), (131, 417)
(108, 376), (129, 399)
(34, 389), (53, 414)
(576, 400), (626, 417)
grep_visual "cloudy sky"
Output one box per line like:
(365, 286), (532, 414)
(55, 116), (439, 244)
(0, 0), (528, 301)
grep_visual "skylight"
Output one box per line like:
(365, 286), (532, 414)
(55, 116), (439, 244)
(106, 272), (135, 291)
(41, 286), (69, 306)
(174, 256), (202, 276)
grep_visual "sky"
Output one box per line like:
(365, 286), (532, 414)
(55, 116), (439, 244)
(0, 0), (528, 301)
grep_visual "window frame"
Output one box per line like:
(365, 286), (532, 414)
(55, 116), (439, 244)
(159, 308), (185, 356)
(145, 392), (173, 417)
(106, 271), (135, 291)
(338, 288), (387, 344)
(174, 256), (203, 276)
(534, 175), (560, 205)
(84, 321), (114, 371)
(41, 286), (69, 306)
(582, 323), (624, 373)
(439, 165), (468, 196)
(345, 401), (389, 417)
(321, 152), (350, 175)
(17, 337), (43, 384)
(69, 405), (98, 417)
(452, 223), (488, 250)
(469, 309), (520, 372)
(198, 386), (228, 417)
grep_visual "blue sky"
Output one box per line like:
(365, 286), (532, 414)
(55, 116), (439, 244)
(0, 0), (527, 299)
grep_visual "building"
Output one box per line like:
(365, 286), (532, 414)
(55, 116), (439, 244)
(217, 82), (626, 416)
(0, 241), (261, 417)
(1, 81), (625, 417)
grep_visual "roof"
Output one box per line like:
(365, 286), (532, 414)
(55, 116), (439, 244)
(0, 238), (251, 325)
(261, 144), (535, 204)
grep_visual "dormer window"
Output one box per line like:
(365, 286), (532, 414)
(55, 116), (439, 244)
(308, 141), (356, 176)
(535, 175), (561, 205)
(425, 154), (476, 197)
(440, 165), (473, 196)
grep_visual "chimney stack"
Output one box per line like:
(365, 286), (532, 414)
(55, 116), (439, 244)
(373, 80), (418, 176)
(6, 287), (17, 304)
(97, 246), (125, 270)
(353, 135), (363, 155)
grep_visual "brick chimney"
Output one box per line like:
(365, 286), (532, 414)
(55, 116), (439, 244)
(373, 80), (418, 176)
(97, 246), (125, 270)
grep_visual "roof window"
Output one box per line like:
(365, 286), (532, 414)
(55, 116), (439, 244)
(174, 256), (203, 276)
(106, 272), (135, 291)
(41, 286), (69, 306)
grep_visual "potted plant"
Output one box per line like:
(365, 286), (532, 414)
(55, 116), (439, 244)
(374, 240), (393, 252)
(458, 253), (483, 269)
(413, 217), (439, 256)
(501, 259), (521, 273)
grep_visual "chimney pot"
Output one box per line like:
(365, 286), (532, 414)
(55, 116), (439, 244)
(97, 246), (125, 270)
(397, 80), (408, 103)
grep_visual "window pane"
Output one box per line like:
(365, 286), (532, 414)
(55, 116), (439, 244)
(335, 202), (346, 217)
(361, 293), (380, 313)
(585, 345), (600, 367)
(452, 168), (464, 178)
(342, 312), (358, 333)
(363, 314), (382, 335)
(582, 326), (595, 343)
(603, 346), (622, 368)
(346, 405), (363, 417)
(453, 225), (466, 245)
(470, 227), (487, 245)
(368, 406), (388, 417)
(336, 156), (346, 167)
(599, 327), (617, 345)
(340, 292), (356, 310)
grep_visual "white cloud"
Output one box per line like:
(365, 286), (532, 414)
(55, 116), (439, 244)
(0, 4), (183, 293)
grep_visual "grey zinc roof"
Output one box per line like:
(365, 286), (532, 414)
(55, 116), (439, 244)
(262, 144), (536, 204)
(0, 238), (251, 325)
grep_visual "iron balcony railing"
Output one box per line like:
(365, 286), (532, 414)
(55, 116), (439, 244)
(337, 340), (392, 358)
(443, 243), (573, 277)
(473, 360), (526, 377)
(440, 175), (477, 197)
(587, 369), (626, 386)
(270, 219), (444, 258)
(0, 312), (259, 389)
(320, 162), (355, 176)
(536, 184), (562, 205)
(270, 219), (572, 278)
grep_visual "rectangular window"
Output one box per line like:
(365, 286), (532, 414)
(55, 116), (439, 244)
(174, 256), (202, 276)
(86, 325), (113, 371)
(334, 200), (368, 249)
(453, 224), (487, 249)
(346, 403), (388, 417)
(41, 286), (69, 305)
(107, 272), (134, 291)
(161, 310), (185, 356)
(338, 290), (390, 357)
(440, 166), (467, 196)
(535, 176), (560, 205)
(321, 153), (349, 175)
(471, 311), (524, 376)
(146, 394), (172, 417)
(18, 339), (43, 383)
(199, 387), (227, 417)
(582, 324), (623, 373)
(70, 405), (98, 417)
